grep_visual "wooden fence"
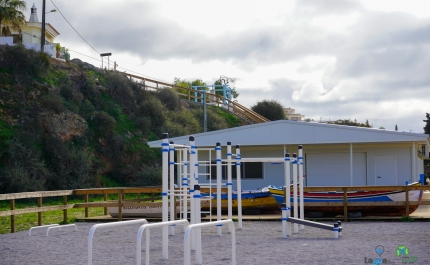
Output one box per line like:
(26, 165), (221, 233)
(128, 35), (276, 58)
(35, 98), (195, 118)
(0, 187), (162, 233)
(0, 186), (429, 233)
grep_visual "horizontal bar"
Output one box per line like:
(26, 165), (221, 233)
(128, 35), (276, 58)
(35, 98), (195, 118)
(286, 217), (333, 230)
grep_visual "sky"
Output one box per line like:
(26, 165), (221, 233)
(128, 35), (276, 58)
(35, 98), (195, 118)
(23, 0), (430, 133)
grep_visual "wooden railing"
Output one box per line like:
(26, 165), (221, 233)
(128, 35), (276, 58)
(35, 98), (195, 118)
(123, 73), (270, 124)
(0, 187), (162, 233)
(284, 185), (430, 222)
(1, 185), (428, 233)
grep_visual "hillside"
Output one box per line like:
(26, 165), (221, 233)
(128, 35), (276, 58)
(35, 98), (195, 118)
(0, 44), (243, 193)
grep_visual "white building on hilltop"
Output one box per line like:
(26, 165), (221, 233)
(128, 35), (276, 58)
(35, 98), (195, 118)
(0, 3), (63, 58)
(284, 107), (305, 121)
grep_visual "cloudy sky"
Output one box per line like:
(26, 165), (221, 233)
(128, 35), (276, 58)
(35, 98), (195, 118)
(24, 0), (430, 133)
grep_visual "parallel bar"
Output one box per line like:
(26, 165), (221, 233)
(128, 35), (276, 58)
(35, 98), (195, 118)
(88, 219), (148, 265)
(286, 217), (333, 230)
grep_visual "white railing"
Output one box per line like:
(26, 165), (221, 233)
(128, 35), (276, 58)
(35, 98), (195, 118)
(184, 219), (236, 265)
(46, 224), (77, 236)
(28, 224), (59, 236)
(88, 219), (148, 265)
(136, 219), (189, 265)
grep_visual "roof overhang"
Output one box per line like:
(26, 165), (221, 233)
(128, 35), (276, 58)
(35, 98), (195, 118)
(148, 120), (429, 148)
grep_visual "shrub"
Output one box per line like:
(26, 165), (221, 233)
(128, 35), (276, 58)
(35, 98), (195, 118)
(251, 99), (285, 121)
(137, 97), (166, 135)
(92, 111), (116, 137)
(0, 45), (49, 86)
(40, 94), (65, 113)
(60, 85), (84, 104)
(104, 72), (136, 113)
(43, 136), (99, 190)
(128, 166), (162, 186)
(157, 88), (182, 111)
(0, 137), (50, 193)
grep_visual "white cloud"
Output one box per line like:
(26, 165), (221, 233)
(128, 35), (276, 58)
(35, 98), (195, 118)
(22, 0), (430, 133)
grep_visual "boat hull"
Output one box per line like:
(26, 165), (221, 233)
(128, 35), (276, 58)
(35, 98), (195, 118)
(268, 183), (423, 217)
(108, 199), (209, 218)
(201, 191), (279, 212)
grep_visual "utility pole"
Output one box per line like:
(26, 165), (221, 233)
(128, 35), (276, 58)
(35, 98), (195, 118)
(203, 91), (207, 132)
(41, 0), (46, 52)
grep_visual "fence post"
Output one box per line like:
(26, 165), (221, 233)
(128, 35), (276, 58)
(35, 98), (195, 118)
(104, 192), (108, 216)
(63, 195), (68, 223)
(118, 189), (123, 221)
(38, 197), (42, 226)
(10, 199), (15, 233)
(343, 188), (347, 222)
(84, 193), (89, 218)
(405, 185), (410, 217)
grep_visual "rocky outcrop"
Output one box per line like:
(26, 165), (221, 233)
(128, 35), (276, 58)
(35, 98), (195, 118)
(39, 110), (87, 141)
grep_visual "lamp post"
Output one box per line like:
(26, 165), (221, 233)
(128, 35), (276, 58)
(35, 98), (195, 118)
(40, 0), (56, 53)
(41, 0), (46, 52)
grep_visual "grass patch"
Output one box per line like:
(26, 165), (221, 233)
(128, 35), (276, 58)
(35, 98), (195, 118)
(210, 106), (241, 127)
(0, 193), (158, 234)
(400, 215), (415, 222)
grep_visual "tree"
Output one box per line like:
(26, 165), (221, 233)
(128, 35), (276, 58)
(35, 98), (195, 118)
(214, 79), (239, 99)
(424, 113), (430, 134)
(251, 99), (285, 121)
(0, 0), (26, 36)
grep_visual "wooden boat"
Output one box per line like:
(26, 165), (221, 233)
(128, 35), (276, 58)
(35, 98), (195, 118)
(266, 182), (424, 217)
(200, 190), (279, 213)
(108, 198), (209, 218)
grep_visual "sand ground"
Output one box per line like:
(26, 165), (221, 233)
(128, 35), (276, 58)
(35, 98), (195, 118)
(0, 220), (429, 265)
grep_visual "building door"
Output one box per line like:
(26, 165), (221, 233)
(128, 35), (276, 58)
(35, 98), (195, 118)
(374, 156), (397, 185)
(306, 153), (367, 186)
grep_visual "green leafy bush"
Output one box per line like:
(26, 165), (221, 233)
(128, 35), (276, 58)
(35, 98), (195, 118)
(92, 111), (116, 137)
(0, 138), (50, 193)
(40, 94), (65, 113)
(157, 88), (182, 111)
(251, 99), (285, 121)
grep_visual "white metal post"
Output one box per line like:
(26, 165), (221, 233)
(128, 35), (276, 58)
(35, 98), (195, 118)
(282, 203), (287, 238)
(182, 147), (188, 222)
(284, 153), (291, 236)
(298, 145), (304, 230)
(189, 136), (196, 250)
(227, 142), (233, 224)
(216, 142), (222, 236)
(194, 185), (202, 264)
(169, 141), (175, 235)
(235, 145), (242, 229)
(292, 153), (298, 234)
(161, 133), (169, 259)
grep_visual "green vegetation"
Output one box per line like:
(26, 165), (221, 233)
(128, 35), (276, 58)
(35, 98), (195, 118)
(0, 45), (244, 193)
(251, 99), (285, 121)
(400, 215), (415, 222)
(424, 113), (430, 134)
(331, 119), (371, 128)
(0, 0), (27, 37)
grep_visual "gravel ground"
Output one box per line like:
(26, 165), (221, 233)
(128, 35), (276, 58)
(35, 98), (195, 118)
(0, 220), (429, 265)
